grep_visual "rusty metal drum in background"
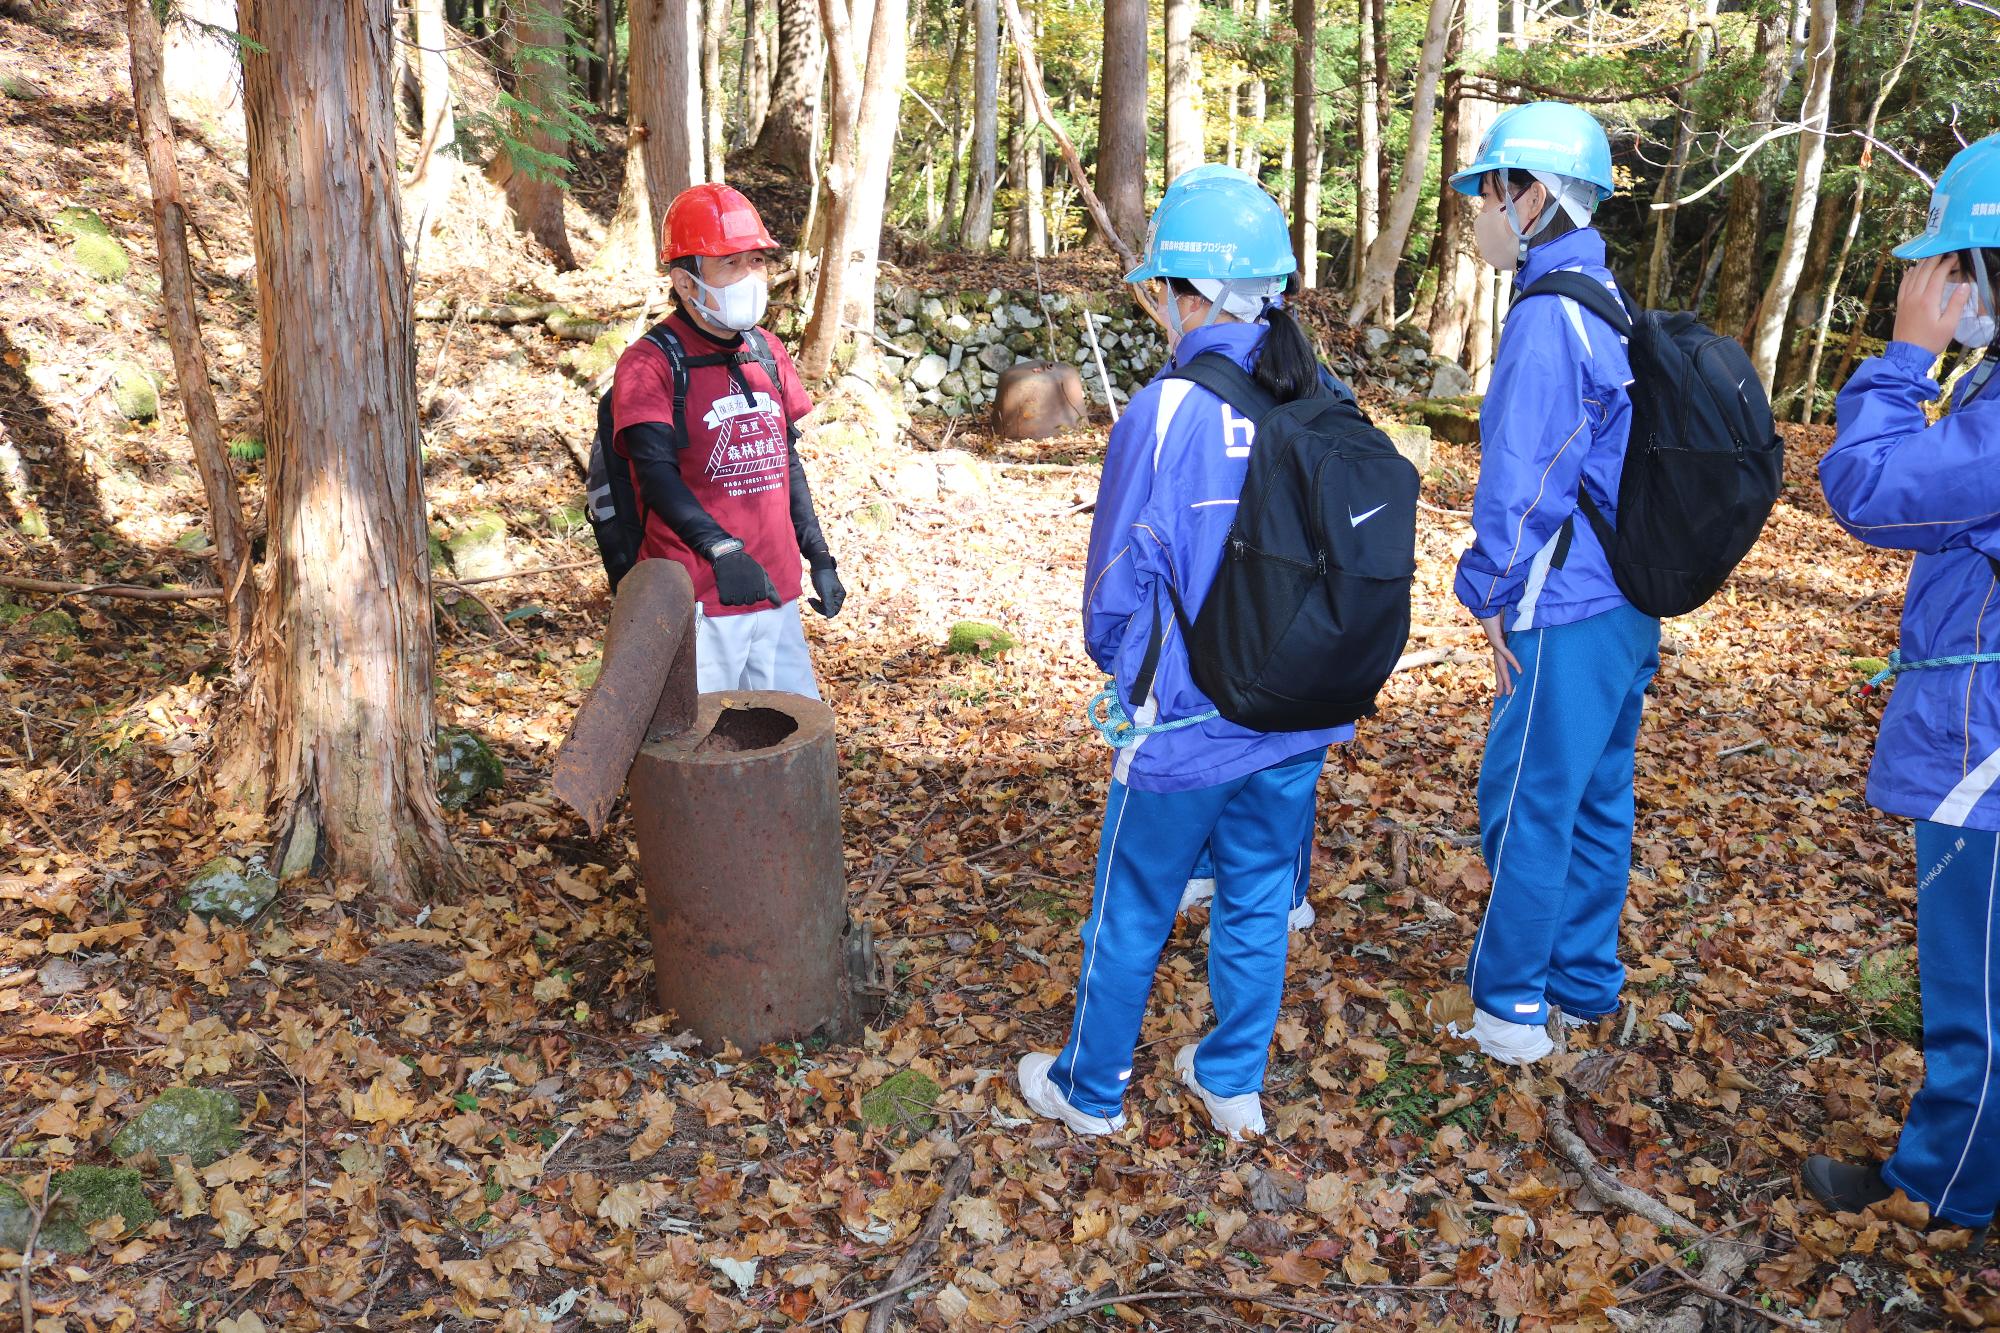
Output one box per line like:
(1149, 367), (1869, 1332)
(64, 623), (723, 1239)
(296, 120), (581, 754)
(628, 690), (853, 1051)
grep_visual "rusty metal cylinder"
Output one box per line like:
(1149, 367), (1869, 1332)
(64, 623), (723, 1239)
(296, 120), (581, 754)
(628, 691), (852, 1051)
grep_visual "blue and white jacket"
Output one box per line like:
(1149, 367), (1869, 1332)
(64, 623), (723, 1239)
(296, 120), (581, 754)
(1822, 341), (2000, 832)
(1083, 323), (1352, 794)
(1454, 229), (1639, 631)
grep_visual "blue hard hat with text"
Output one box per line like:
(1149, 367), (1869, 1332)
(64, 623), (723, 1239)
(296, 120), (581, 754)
(1125, 168), (1298, 285)
(1895, 134), (2000, 259)
(1448, 101), (1615, 201)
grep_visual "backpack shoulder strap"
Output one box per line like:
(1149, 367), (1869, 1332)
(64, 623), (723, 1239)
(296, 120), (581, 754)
(1518, 271), (1635, 339)
(640, 324), (692, 452)
(1166, 352), (1280, 424)
(740, 328), (795, 442)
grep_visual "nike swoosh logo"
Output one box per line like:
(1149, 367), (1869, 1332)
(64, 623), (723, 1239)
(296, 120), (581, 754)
(1349, 504), (1387, 527)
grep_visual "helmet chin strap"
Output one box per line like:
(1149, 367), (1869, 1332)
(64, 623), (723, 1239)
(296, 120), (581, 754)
(1501, 179), (1562, 270)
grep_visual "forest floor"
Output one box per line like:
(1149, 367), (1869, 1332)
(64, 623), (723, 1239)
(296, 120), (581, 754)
(4, 5), (1999, 1332)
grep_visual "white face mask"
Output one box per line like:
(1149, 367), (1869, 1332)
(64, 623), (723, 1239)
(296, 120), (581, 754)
(1474, 205), (1521, 271)
(1948, 284), (1997, 347)
(692, 271), (769, 332)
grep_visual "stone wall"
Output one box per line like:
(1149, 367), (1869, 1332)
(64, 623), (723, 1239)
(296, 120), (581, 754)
(774, 282), (1169, 419)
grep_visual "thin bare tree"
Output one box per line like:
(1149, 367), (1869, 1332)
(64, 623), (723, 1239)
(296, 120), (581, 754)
(1347, 0), (1455, 324)
(1748, 0), (1838, 391)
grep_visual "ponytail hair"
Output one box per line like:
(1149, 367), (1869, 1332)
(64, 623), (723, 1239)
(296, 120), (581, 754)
(1167, 275), (1325, 405)
(1254, 301), (1321, 404)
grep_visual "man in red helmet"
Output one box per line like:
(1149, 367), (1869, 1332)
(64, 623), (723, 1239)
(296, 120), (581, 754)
(610, 183), (844, 697)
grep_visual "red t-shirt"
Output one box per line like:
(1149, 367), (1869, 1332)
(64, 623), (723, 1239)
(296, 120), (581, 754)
(610, 312), (815, 615)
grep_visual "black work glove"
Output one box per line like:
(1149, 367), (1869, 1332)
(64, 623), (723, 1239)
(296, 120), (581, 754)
(710, 545), (780, 607)
(808, 559), (846, 618)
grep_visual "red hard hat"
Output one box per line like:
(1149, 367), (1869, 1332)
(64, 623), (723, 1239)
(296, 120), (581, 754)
(662, 183), (779, 262)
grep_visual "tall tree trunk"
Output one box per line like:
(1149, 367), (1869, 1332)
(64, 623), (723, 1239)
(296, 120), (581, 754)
(838, 0), (908, 322)
(500, 0), (580, 269)
(941, 0), (970, 239)
(1710, 10), (1788, 339)
(1775, 157), (1848, 394)
(1426, 0), (1485, 361)
(236, 0), (457, 904)
(1747, 0), (1836, 393)
(1291, 0), (1317, 287)
(1093, 0), (1146, 249)
(127, 0), (253, 652)
(752, 0), (822, 172)
(606, 0), (703, 268)
(594, 0), (616, 107)
(1165, 0), (1203, 182)
(1644, 0), (1714, 307)
(1802, 0), (1923, 423)
(1019, 56), (1046, 256)
(408, 0), (458, 246)
(1239, 0), (1269, 174)
(1371, 0), (1389, 232)
(1832, 247), (1888, 394)
(799, 0), (907, 376)
(960, 0), (998, 249)
(1352, 0), (1378, 292)
(1346, 0), (1453, 324)
(703, 0), (729, 181)
(743, 0), (773, 144)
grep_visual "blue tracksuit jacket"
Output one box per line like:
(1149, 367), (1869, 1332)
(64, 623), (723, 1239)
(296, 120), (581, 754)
(1821, 342), (2000, 831)
(1083, 322), (1353, 793)
(1454, 229), (1636, 631)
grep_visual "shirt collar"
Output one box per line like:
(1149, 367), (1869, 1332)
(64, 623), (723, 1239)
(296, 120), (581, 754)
(1172, 321), (1266, 371)
(1516, 227), (1607, 289)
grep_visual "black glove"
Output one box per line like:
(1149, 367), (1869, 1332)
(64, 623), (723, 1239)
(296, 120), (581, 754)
(808, 559), (846, 618)
(710, 545), (779, 607)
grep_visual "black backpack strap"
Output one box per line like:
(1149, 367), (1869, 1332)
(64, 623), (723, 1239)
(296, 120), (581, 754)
(740, 329), (795, 444)
(640, 325), (691, 455)
(1166, 352), (1281, 424)
(1517, 271), (1635, 340)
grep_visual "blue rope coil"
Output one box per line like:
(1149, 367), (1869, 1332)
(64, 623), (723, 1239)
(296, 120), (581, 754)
(1866, 649), (2000, 690)
(1086, 682), (1219, 748)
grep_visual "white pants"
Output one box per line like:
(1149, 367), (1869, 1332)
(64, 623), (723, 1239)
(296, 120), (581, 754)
(695, 599), (821, 699)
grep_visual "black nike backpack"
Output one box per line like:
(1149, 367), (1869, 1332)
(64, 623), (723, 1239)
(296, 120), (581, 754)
(1146, 354), (1419, 732)
(585, 325), (789, 591)
(1516, 272), (1783, 618)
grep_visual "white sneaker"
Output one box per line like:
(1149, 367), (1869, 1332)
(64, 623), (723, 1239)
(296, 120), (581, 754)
(1449, 1006), (1554, 1066)
(1015, 1052), (1126, 1136)
(1178, 877), (1217, 912)
(1287, 900), (1316, 932)
(1173, 1043), (1266, 1139)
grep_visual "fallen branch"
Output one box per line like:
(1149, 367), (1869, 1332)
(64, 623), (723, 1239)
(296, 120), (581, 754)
(1, 560), (602, 606)
(1418, 498), (1472, 518)
(1021, 1284), (1430, 1333)
(804, 1274), (932, 1328)
(1718, 737), (1770, 759)
(16, 1169), (54, 1333)
(862, 1149), (976, 1333)
(1546, 1094), (1694, 1235)
(1653, 1248), (1792, 1333)
(1392, 646), (1480, 674)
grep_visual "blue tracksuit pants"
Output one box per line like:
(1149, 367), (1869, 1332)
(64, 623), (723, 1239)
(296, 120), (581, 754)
(1189, 805), (1316, 911)
(1467, 604), (1660, 1025)
(1051, 748), (1327, 1118)
(1883, 822), (2000, 1227)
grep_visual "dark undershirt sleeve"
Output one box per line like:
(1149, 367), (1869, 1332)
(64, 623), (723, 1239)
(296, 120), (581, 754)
(623, 421), (733, 558)
(788, 441), (832, 567)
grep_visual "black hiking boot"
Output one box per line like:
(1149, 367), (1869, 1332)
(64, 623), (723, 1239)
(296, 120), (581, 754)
(1803, 1155), (1992, 1247)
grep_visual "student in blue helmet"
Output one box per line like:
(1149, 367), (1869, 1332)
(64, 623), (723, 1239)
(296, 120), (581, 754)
(1439, 101), (1661, 1066)
(1015, 172), (1350, 1139)
(1809, 133), (2000, 1240)
(1153, 165), (1347, 941)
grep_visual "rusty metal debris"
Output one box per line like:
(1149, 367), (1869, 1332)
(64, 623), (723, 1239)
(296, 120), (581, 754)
(551, 559), (867, 1050)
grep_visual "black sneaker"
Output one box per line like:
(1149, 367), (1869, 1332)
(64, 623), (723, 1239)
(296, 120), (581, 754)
(1803, 1155), (1991, 1247)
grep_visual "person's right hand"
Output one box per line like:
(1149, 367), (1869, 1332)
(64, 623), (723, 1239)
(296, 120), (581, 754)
(711, 548), (779, 607)
(1892, 254), (1973, 359)
(1479, 613), (1524, 696)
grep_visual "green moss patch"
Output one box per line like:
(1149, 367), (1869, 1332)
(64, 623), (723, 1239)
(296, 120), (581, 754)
(860, 1069), (941, 1133)
(110, 1086), (242, 1168)
(0, 1167), (156, 1253)
(946, 621), (1015, 661)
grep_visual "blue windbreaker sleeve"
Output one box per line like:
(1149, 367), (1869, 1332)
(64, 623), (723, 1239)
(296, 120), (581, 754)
(1453, 298), (1596, 616)
(1083, 399), (1161, 672)
(1821, 341), (2000, 554)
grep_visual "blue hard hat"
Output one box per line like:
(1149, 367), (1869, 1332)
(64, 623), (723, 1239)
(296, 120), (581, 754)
(1895, 134), (2000, 259)
(1125, 169), (1297, 285)
(1448, 101), (1615, 201)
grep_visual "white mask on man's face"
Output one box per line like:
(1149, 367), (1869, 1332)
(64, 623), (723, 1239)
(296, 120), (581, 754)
(691, 270), (770, 331)
(1952, 287), (1997, 348)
